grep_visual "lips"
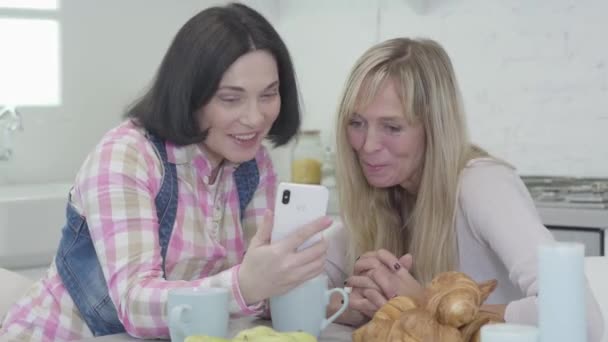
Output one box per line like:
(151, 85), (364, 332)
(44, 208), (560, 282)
(229, 132), (260, 148)
(363, 161), (386, 168)
(230, 133), (257, 141)
(362, 161), (387, 173)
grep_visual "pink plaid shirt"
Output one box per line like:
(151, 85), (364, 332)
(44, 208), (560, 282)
(0, 121), (276, 341)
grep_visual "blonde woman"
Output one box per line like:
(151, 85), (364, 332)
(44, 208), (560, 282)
(324, 37), (603, 341)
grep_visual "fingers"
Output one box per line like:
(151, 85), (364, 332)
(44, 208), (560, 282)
(249, 210), (273, 248)
(358, 251), (378, 259)
(399, 253), (413, 271)
(345, 275), (382, 292)
(291, 236), (328, 265)
(287, 256), (326, 286)
(376, 249), (405, 272)
(362, 288), (388, 309)
(368, 267), (399, 298)
(353, 255), (384, 275)
(376, 249), (416, 284)
(281, 216), (333, 252)
(353, 250), (413, 275)
(349, 292), (379, 318)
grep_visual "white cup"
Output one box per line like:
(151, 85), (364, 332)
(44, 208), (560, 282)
(168, 287), (230, 342)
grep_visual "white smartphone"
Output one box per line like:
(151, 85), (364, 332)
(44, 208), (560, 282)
(271, 182), (329, 250)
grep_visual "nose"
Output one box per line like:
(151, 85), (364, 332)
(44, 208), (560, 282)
(362, 127), (382, 153)
(240, 100), (265, 128)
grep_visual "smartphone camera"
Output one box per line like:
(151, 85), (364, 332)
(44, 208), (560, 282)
(281, 189), (291, 204)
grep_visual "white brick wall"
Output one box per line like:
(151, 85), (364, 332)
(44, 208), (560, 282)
(270, 0), (608, 180)
(1, 0), (607, 185)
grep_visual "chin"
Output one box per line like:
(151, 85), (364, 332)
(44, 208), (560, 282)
(365, 177), (397, 189)
(225, 150), (259, 164)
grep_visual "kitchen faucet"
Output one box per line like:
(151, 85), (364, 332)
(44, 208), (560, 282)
(0, 105), (23, 131)
(0, 105), (24, 160)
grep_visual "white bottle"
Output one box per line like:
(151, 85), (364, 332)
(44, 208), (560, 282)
(538, 242), (586, 342)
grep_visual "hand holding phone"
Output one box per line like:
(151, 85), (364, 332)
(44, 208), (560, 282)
(238, 199), (332, 304)
(271, 182), (329, 250)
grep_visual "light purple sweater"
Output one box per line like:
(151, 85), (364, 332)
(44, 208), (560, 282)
(325, 158), (604, 341)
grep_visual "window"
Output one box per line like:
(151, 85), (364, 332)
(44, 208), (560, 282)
(0, 0), (60, 106)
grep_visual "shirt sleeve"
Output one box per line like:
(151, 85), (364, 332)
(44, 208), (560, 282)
(73, 132), (259, 339)
(459, 161), (604, 342)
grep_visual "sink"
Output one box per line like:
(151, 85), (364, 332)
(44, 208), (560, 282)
(0, 183), (71, 269)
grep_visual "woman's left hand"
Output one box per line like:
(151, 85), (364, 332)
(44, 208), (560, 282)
(348, 249), (425, 303)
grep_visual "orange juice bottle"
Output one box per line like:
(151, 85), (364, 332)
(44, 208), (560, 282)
(291, 130), (323, 185)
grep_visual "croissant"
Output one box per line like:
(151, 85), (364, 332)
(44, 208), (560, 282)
(374, 296), (418, 321)
(460, 309), (505, 342)
(352, 296), (418, 342)
(386, 308), (463, 342)
(351, 271), (499, 342)
(425, 272), (497, 328)
(353, 316), (396, 342)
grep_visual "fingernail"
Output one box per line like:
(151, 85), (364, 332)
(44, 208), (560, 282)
(391, 294), (398, 298)
(393, 262), (401, 271)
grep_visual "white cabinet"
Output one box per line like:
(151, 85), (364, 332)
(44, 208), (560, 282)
(0, 183), (69, 270)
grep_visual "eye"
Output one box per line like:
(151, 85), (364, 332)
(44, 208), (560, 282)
(348, 118), (364, 128)
(218, 95), (242, 104)
(260, 91), (279, 101)
(384, 124), (402, 133)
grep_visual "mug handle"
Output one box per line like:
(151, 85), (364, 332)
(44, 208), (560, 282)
(169, 304), (191, 337)
(321, 288), (349, 330)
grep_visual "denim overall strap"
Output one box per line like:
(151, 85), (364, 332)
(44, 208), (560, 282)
(148, 134), (178, 277)
(55, 204), (125, 336)
(233, 159), (259, 219)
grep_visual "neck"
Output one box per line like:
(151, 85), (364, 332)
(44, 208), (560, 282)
(209, 162), (223, 184)
(199, 143), (224, 184)
(401, 169), (422, 194)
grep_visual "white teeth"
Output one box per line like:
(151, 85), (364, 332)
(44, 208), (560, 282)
(233, 133), (256, 141)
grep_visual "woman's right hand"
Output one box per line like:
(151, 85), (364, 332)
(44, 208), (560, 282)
(238, 210), (332, 305)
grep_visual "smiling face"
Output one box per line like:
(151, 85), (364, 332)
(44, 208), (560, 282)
(197, 50), (281, 167)
(346, 78), (426, 193)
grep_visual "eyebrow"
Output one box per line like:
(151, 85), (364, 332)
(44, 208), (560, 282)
(218, 80), (279, 92)
(351, 113), (405, 122)
(379, 116), (405, 122)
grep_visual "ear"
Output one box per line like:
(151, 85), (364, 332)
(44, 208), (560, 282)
(478, 279), (498, 304)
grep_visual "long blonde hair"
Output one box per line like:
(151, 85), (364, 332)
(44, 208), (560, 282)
(336, 38), (488, 284)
